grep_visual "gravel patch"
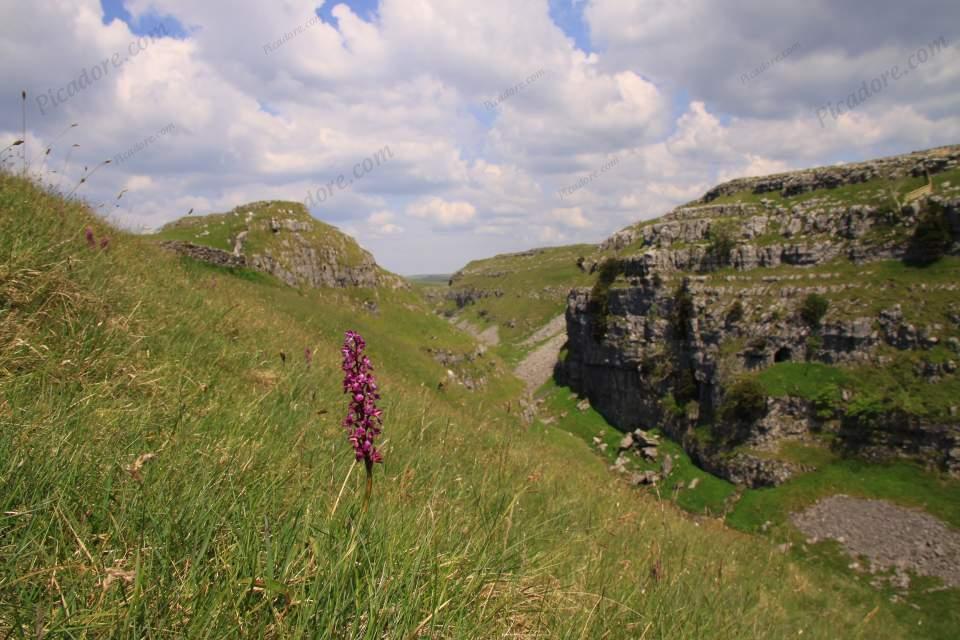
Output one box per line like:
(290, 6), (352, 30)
(515, 333), (566, 392)
(791, 495), (960, 588)
(455, 319), (500, 346)
(519, 314), (566, 348)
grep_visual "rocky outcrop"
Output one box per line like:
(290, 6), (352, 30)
(560, 145), (960, 486)
(158, 204), (401, 290)
(839, 410), (960, 474)
(604, 196), (959, 278)
(249, 242), (382, 289)
(700, 144), (960, 202)
(161, 241), (247, 269)
(446, 287), (504, 309)
(695, 450), (797, 488)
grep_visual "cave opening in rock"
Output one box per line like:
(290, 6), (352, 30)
(774, 347), (793, 363)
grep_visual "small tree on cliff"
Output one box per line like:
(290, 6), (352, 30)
(800, 293), (829, 330)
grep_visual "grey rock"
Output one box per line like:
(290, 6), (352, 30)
(629, 470), (661, 486)
(661, 453), (673, 476)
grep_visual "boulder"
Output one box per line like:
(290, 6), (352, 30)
(629, 470), (661, 486)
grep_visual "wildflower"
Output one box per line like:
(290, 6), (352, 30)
(341, 331), (383, 512)
(99, 236), (110, 250)
(84, 226), (96, 248)
(341, 331), (383, 467)
(304, 347), (312, 367)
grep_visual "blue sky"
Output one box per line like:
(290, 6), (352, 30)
(100, 0), (188, 37)
(3, 1), (958, 273)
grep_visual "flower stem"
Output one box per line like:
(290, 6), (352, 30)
(361, 459), (373, 516)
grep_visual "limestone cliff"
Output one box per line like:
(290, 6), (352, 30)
(559, 144), (960, 486)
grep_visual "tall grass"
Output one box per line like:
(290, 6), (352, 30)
(0, 172), (918, 637)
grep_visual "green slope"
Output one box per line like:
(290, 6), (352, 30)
(443, 244), (595, 362)
(0, 172), (938, 638)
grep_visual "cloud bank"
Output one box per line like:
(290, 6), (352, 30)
(2, 0), (958, 272)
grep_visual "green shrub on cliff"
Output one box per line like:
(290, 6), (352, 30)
(905, 201), (952, 267)
(720, 378), (768, 423)
(588, 258), (624, 341)
(706, 222), (737, 265)
(726, 299), (745, 324)
(800, 293), (829, 329)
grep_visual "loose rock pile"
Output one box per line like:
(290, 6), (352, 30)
(791, 495), (960, 592)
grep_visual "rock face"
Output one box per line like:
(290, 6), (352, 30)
(157, 201), (401, 290)
(559, 144), (960, 487)
(161, 241), (247, 269)
(248, 235), (383, 289)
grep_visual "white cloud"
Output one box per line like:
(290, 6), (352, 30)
(124, 175), (155, 191)
(367, 210), (403, 235)
(551, 207), (591, 229)
(406, 197), (477, 228)
(2, 0), (957, 273)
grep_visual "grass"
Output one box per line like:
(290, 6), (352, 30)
(536, 377), (960, 639)
(702, 167), (960, 208)
(725, 458), (960, 638)
(536, 380), (746, 518)
(405, 273), (451, 286)
(727, 458), (960, 552)
(757, 362), (849, 399)
(443, 244), (595, 355)
(3, 171), (942, 637)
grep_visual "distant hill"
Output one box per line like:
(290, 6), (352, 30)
(152, 200), (403, 289)
(442, 244), (595, 360)
(405, 273), (452, 285)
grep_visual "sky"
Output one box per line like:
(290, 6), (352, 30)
(1, 0), (959, 274)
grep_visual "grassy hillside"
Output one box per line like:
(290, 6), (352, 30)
(0, 172), (947, 637)
(443, 245), (595, 361)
